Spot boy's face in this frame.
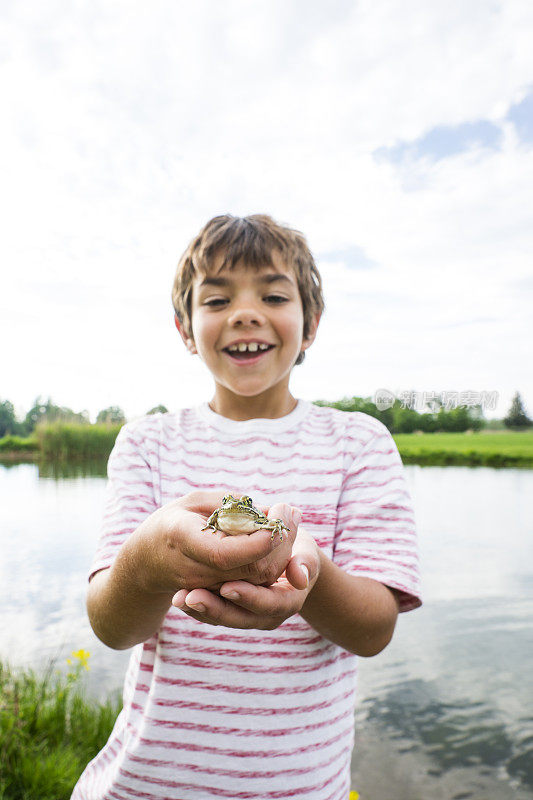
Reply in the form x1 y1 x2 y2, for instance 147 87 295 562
181 250 319 417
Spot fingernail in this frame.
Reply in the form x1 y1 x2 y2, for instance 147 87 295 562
292 508 302 527
300 565 309 586
220 589 240 600
186 601 206 613
172 590 186 609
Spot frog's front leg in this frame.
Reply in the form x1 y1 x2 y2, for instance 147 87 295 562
201 510 219 533
264 519 290 542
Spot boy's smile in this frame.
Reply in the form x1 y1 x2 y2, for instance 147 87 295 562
182 251 319 420
222 338 275 364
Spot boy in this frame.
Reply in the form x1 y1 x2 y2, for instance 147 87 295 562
72 214 421 800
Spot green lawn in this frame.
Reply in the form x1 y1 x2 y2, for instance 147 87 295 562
393 430 533 467
1 427 532 468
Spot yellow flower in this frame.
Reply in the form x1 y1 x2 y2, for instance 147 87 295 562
349 792 359 800
66 649 91 670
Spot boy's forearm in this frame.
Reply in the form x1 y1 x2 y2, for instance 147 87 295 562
299 550 399 657
87 535 174 651
86 491 292 650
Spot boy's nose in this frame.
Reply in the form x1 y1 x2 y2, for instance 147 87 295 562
227 304 266 327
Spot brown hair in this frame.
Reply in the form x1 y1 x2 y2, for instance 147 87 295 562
171 214 324 365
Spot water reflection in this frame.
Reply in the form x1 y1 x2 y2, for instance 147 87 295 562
0 457 108 478
36 458 108 479
368 686 515 768
353 593 533 798
354 682 533 797
1 462 532 797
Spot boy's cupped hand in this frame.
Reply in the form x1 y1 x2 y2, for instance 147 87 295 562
171 502 321 630
130 490 296 597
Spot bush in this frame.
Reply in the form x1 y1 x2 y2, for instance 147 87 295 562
0 435 38 453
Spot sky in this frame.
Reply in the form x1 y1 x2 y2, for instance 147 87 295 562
2 0 532 422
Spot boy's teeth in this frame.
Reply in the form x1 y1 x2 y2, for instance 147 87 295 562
228 342 270 353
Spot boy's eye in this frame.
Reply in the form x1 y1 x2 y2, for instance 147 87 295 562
202 294 289 307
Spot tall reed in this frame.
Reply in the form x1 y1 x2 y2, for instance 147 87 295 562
35 422 122 461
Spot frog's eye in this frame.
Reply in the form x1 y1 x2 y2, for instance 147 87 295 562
240 496 253 506
222 494 234 505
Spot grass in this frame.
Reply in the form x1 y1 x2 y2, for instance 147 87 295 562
0 656 121 799
393 430 533 467
0 656 362 799
1 424 532 468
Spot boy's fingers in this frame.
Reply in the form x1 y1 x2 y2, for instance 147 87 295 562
171 588 188 608
182 521 279 571
176 588 271 629
291 507 303 528
177 492 292 571
285 560 311 590
219 579 300 617
267 503 301 544
215 528 283 571
177 490 240 516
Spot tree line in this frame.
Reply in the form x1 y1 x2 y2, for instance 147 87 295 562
0 393 530 439
0 398 168 438
316 391 532 433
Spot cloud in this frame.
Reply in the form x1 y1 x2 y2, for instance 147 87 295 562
374 83 533 166
1 0 533 420
318 245 378 270
506 85 533 143
374 120 503 164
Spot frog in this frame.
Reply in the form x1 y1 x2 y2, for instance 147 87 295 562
201 494 289 541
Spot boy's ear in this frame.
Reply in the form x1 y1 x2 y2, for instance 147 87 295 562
302 312 321 352
174 314 197 354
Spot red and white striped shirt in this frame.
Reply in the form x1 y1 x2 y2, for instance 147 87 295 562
72 400 421 800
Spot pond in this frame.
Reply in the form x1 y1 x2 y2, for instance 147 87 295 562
1 462 532 799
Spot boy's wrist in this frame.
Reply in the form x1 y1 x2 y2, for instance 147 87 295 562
114 513 178 597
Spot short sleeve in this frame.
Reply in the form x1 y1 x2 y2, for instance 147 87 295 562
333 420 422 612
89 422 158 580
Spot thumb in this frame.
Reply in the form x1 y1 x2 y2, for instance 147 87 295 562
285 525 320 590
